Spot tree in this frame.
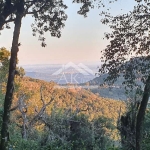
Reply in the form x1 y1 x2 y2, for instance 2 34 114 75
0 1 68 149
99 1 150 149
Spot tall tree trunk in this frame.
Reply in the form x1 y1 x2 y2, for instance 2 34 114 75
0 1 24 149
136 75 150 150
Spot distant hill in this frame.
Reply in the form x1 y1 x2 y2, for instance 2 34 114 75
82 56 147 100
24 63 97 84
86 74 125 86
79 73 126 100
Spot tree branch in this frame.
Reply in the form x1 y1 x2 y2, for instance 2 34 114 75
0 0 16 30
26 0 48 15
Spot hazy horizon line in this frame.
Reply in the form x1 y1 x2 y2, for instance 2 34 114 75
18 61 102 67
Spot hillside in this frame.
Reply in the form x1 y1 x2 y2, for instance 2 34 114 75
0 75 128 149
80 74 126 100
0 76 127 149
11 77 125 122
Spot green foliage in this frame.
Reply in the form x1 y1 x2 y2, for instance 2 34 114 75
107 147 120 150
0 47 24 84
9 138 39 150
44 141 71 150
142 109 150 150
0 96 3 139
0 47 10 141
9 103 118 150
0 47 10 64
0 47 10 83
30 109 116 150
6 123 39 150
16 67 25 77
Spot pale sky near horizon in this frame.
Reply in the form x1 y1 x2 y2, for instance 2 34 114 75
0 0 136 66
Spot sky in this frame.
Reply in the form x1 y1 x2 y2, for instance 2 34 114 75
0 0 137 65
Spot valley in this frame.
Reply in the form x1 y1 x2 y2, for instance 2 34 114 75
23 63 127 100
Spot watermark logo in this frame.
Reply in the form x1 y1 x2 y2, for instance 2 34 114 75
52 62 95 84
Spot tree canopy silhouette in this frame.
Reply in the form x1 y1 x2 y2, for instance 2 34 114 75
0 0 69 149
99 1 150 149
